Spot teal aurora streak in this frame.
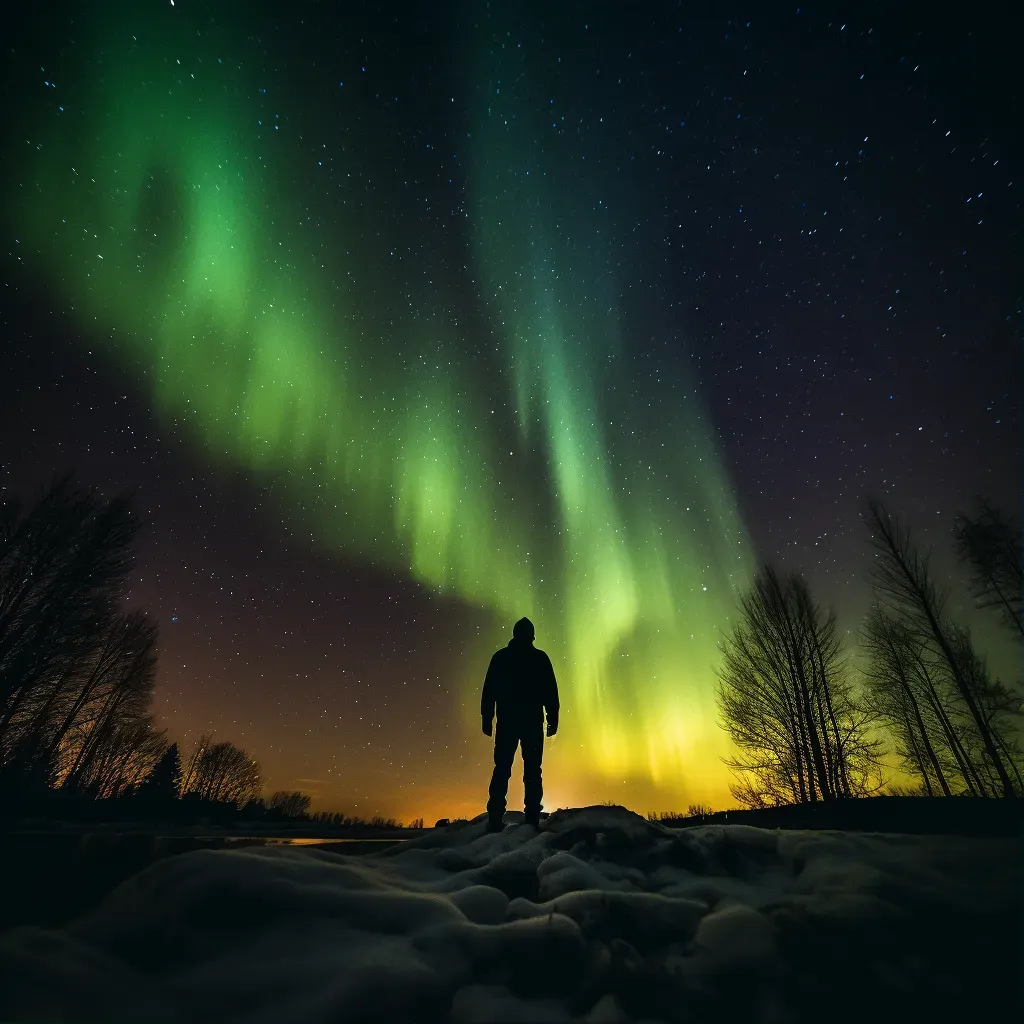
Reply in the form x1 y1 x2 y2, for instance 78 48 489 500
8 5 753 799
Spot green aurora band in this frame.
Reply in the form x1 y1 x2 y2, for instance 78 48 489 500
7 5 753 803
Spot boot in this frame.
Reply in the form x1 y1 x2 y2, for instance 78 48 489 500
523 811 540 828
485 816 505 833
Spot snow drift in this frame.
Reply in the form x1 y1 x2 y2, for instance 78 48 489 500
0 806 1018 1023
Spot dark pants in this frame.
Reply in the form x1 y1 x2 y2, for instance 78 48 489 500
487 717 544 821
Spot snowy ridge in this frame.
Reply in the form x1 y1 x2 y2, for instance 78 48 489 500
0 806 1017 1023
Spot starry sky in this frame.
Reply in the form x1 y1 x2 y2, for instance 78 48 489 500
1 1 1019 823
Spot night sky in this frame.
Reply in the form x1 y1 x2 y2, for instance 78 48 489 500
1 1 1019 823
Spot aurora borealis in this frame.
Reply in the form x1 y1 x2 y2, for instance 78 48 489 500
2 2 1018 821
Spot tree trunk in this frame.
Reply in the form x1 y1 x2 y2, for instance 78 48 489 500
902 554 1015 796
902 708 933 795
913 652 986 796
892 658 951 796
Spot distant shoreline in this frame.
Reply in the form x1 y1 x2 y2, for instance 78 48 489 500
651 794 1023 838
7 793 1023 842
6 821 429 841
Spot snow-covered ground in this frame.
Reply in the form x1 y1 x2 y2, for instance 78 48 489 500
1 805 1018 1023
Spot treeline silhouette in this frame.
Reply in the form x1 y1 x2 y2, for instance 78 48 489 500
310 811 407 830
0 478 429 830
1 478 282 825
1 477 157 804
646 794 1020 838
716 496 1022 807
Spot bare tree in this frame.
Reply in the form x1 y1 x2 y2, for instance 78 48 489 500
865 498 1018 798
953 500 1023 637
81 718 168 798
311 810 365 827
863 607 957 795
0 478 156 799
180 732 213 796
182 737 261 805
57 612 160 792
267 790 312 817
0 477 139 760
717 566 882 808
945 623 1024 795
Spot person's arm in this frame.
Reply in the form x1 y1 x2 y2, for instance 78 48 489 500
481 654 497 736
543 653 559 736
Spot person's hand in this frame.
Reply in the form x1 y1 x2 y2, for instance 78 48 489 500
546 722 557 737
482 718 493 737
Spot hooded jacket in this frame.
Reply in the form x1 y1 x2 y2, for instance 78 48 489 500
481 636 559 730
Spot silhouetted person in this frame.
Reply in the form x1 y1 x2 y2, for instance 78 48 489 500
481 617 559 831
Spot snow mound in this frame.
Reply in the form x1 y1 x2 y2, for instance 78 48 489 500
0 805 1018 1023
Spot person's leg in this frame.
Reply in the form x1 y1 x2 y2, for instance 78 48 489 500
521 720 544 825
486 720 519 827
